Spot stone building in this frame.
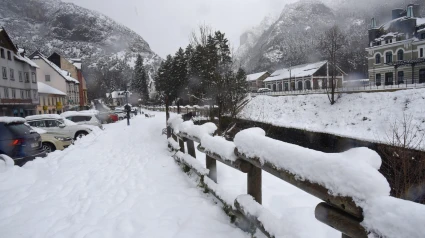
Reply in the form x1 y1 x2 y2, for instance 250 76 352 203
366 4 425 86
0 27 39 116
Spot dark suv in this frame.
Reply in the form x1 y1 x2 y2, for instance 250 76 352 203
0 118 46 166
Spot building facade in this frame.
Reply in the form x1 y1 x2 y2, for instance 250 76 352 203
36 82 66 114
246 71 271 92
366 4 425 86
29 51 80 111
264 61 344 92
48 53 88 109
0 28 39 116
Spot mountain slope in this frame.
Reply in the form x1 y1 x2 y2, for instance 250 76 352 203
0 0 162 84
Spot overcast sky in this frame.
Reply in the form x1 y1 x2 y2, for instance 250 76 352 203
63 0 295 58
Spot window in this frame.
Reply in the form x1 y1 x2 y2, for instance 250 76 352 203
375 54 381 64
33 90 37 100
397 50 403 61
4 88 9 98
284 83 289 91
2 67 7 79
26 90 30 99
24 72 29 82
272 84 276 91
11 89 16 99
421 33 425 39
297 81 303 90
28 120 46 128
420 48 424 58
45 75 50 82
31 72 36 83
43 96 46 106
7 51 11 60
0 48 4 58
305 80 312 90
10 69 14 80
20 90 24 99
398 71 404 84
376 74 381 86
385 52 393 63
18 71 23 82
45 120 59 128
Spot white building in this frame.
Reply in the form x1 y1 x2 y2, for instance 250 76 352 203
29 51 80 111
0 27 39 116
106 91 132 106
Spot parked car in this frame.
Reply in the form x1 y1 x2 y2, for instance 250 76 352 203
62 113 103 129
257 88 272 93
0 117 46 166
25 114 93 140
31 127 73 153
114 109 126 120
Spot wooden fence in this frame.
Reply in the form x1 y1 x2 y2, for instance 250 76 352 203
166 126 369 238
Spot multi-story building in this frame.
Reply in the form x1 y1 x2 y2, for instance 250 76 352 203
48 53 88 109
36 82 66 115
0 27 39 116
246 71 270 92
29 51 80 111
106 91 132 107
366 4 425 86
264 61 345 91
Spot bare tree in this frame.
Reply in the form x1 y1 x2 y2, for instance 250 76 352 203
320 25 346 105
379 113 425 202
189 23 212 47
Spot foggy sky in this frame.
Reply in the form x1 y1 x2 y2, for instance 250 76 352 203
63 0 295 58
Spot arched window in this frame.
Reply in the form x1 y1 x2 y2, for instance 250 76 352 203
297 81 303 90
278 83 283 91
375 54 381 64
284 83 289 91
272 84 276 92
305 80 311 90
386 52 393 63
397 50 404 61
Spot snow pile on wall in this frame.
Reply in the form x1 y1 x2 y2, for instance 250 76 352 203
234 128 390 201
239 89 425 148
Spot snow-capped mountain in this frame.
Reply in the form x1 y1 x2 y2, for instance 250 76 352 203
0 0 162 78
236 0 419 76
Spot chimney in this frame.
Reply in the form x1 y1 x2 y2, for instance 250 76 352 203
412 4 421 18
407 5 414 18
371 18 377 28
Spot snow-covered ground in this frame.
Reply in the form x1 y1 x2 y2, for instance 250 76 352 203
0 113 248 238
240 88 425 149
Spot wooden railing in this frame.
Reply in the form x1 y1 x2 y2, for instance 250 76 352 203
164 115 424 238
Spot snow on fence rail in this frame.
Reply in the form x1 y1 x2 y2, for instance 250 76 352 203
165 115 425 238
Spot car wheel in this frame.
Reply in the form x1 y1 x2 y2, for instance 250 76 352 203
75 132 88 140
42 142 56 153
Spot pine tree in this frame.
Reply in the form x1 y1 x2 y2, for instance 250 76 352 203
132 55 149 103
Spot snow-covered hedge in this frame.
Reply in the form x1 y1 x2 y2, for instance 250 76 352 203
234 128 390 201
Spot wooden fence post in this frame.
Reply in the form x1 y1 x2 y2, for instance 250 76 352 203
179 138 185 153
248 166 262 204
187 139 196 158
206 155 217 183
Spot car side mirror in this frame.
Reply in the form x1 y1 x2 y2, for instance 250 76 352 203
59 124 66 128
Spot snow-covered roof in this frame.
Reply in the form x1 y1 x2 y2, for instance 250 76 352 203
264 61 328 82
37 82 66 96
14 53 39 68
32 52 79 84
0 117 26 124
25 114 62 121
382 17 425 30
246 72 268 82
108 91 132 99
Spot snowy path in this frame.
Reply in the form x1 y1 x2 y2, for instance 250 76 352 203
0 113 248 238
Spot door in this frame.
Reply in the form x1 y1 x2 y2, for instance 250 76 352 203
45 119 61 134
385 72 393 85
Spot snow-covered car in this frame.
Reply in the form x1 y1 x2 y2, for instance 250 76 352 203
257 88 272 93
25 114 93 140
61 111 103 129
31 127 73 153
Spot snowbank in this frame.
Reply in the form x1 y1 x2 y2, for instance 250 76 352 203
234 128 390 201
167 115 184 132
239 89 425 149
0 117 26 124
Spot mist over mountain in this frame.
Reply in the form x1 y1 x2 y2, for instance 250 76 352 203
0 0 162 81
236 0 423 78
